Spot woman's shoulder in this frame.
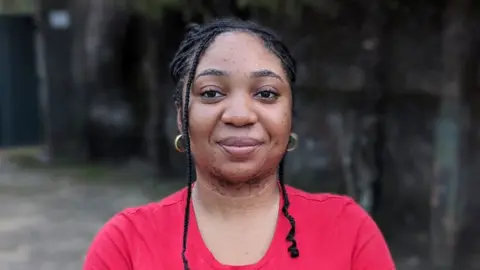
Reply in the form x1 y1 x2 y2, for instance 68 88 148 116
123 187 187 212
285 185 371 224
285 185 357 207
111 187 188 227
90 187 188 245
286 187 395 268
83 188 188 269
285 185 394 268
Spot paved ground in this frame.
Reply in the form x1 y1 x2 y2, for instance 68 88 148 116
0 148 181 270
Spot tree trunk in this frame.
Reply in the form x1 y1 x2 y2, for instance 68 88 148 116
142 19 180 177
69 0 91 161
144 21 165 175
78 0 137 161
33 0 51 162
351 1 392 213
430 0 473 268
36 0 87 162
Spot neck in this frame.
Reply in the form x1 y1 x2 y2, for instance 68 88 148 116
192 172 280 219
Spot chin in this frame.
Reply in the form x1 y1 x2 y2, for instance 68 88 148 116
213 163 267 183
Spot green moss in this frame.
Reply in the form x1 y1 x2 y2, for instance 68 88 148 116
0 0 34 14
3 147 43 167
4 147 112 182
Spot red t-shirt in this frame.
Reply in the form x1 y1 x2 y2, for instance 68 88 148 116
83 185 395 269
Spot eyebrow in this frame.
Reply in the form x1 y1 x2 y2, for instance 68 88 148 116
196 68 228 78
195 68 283 81
250 69 283 81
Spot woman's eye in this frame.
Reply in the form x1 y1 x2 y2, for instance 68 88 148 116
255 90 279 100
201 90 224 99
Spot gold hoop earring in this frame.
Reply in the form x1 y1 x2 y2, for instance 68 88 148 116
174 134 185 153
287 132 298 152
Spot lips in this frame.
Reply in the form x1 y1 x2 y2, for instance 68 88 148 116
217 136 263 157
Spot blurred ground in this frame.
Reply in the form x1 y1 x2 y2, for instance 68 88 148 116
0 147 182 270
0 147 469 270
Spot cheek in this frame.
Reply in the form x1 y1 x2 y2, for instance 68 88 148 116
263 108 292 141
187 104 217 149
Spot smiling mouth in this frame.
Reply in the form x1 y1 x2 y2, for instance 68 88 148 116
219 145 261 156
217 137 263 157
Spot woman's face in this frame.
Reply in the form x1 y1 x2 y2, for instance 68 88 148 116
179 32 292 183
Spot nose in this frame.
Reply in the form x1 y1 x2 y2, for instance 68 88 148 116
221 93 257 127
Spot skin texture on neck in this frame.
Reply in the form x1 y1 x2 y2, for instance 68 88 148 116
192 169 281 265
192 169 280 220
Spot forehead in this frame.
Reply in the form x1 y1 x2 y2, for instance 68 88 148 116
196 31 284 76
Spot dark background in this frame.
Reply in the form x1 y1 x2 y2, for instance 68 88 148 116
0 0 479 269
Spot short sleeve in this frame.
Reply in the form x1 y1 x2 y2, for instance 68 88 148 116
350 205 396 270
83 212 134 270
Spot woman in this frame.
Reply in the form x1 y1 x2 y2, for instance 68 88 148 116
83 17 395 270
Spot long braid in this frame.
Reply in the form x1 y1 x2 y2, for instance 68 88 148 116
169 17 299 269
278 156 299 257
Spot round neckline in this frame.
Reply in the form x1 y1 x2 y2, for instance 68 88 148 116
187 189 287 269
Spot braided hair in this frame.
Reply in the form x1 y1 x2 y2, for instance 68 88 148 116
169 17 298 270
